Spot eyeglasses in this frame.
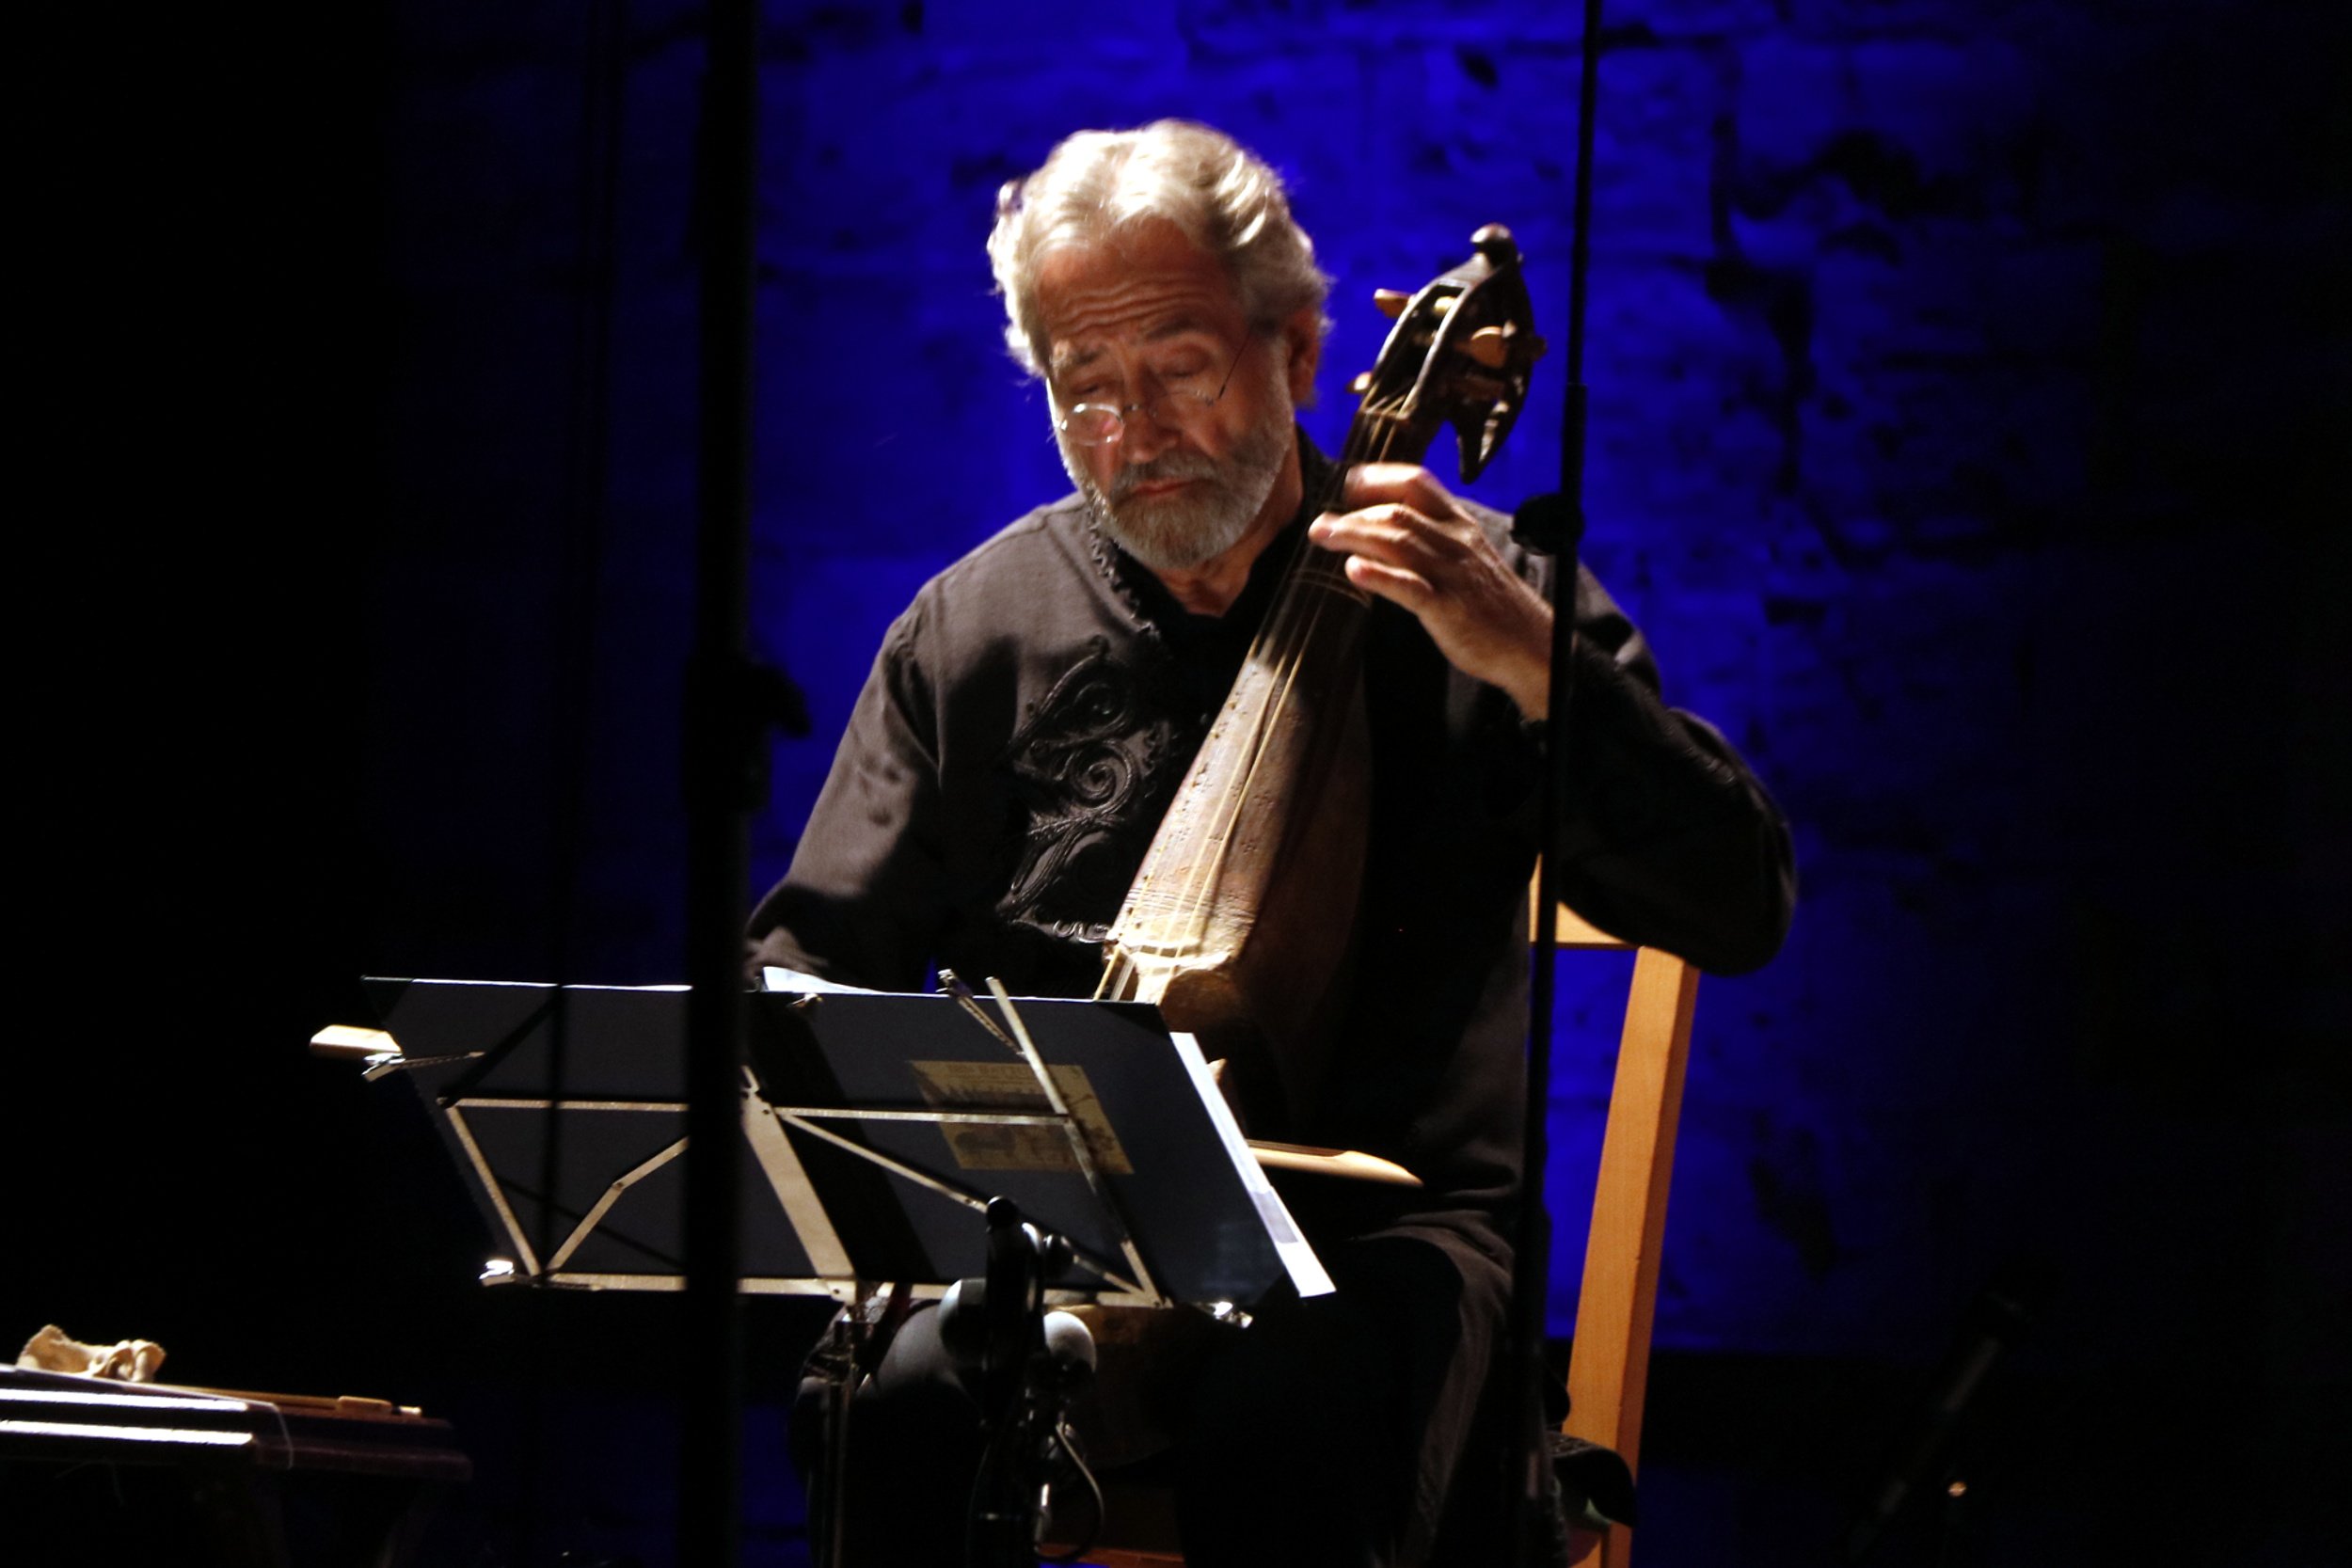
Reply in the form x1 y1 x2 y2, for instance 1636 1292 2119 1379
1053 338 1250 448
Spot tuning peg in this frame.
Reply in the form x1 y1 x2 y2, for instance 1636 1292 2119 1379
1470 224 1521 267
1373 289 1410 318
1463 325 1512 369
1347 371 1375 395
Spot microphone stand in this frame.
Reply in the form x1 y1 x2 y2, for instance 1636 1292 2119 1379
957 1199 1093 1568
680 4 809 1565
1511 0 1608 1558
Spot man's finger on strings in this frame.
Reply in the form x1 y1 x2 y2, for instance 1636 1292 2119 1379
1309 505 1450 570
1339 553 1436 610
1340 461 1454 517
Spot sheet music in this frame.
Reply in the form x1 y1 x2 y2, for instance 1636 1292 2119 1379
762 964 880 996
1167 1031 1334 1300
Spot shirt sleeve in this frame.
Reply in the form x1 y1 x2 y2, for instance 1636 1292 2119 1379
745 594 950 991
1540 562 1797 976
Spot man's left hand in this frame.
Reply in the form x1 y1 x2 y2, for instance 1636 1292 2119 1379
1309 463 1553 720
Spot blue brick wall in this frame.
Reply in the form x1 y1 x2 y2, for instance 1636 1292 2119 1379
330 0 2345 1556
361 0 2345 1354
19 0 2341 1561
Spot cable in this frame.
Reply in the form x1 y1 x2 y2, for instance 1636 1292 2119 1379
1036 1418 1106 1564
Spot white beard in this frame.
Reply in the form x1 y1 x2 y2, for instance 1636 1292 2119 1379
1058 356 1295 576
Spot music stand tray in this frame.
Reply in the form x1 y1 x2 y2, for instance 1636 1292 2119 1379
342 977 1327 1311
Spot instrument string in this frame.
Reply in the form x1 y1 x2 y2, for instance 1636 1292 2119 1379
1110 411 1375 970
1146 408 1384 949
1127 404 1416 975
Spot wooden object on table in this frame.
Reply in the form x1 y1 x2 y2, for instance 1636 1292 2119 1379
0 1366 469 1568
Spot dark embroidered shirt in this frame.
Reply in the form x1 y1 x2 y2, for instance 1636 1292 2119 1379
749 445 1794 1228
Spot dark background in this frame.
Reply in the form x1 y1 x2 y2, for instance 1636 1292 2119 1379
17 2 2346 1563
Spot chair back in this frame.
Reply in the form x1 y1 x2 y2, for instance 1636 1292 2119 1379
1547 898 1701 1568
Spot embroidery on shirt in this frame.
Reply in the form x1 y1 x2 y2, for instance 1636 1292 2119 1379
997 638 1187 941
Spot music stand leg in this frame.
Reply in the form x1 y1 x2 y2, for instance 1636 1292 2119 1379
803 1292 868 1568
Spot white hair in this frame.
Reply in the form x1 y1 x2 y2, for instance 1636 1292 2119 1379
987 120 1332 377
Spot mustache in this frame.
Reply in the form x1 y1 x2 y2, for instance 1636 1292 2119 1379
1107 450 1227 503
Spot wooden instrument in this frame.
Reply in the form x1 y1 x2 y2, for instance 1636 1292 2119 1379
1095 225 1546 1133
1 1366 468 1566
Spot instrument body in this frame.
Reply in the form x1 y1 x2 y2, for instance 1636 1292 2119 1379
1097 226 1546 1135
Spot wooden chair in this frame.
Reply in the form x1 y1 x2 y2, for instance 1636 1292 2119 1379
1085 898 1700 1568
1549 902 1700 1568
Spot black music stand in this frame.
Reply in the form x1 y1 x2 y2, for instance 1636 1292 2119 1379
330 974 1327 1563
338 975 1325 1308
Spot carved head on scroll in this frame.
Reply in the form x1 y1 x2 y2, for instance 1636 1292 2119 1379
1345 226 1547 483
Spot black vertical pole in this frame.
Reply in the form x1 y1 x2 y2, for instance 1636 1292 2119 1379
681 0 756 1564
1515 0 1606 1559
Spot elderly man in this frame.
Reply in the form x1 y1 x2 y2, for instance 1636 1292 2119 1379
753 121 1793 1566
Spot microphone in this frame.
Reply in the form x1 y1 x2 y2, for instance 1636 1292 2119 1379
937 1197 1089 1418
1845 1254 2058 1562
